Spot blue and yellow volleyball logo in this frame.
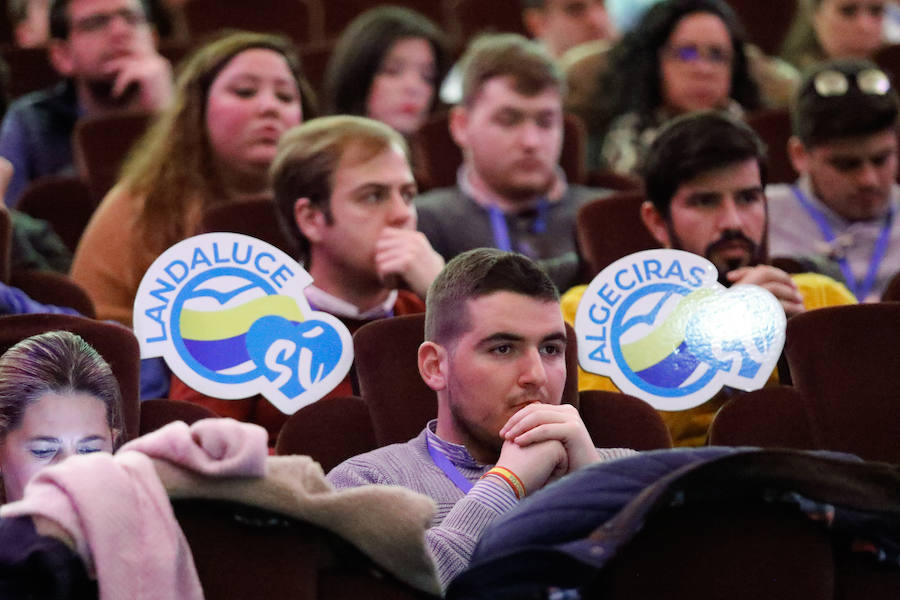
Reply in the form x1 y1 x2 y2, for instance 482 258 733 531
575 250 785 411
133 233 353 414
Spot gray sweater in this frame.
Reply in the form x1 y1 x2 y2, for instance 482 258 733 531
327 421 634 588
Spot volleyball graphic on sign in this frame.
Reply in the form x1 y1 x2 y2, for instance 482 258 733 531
612 283 718 398
171 267 303 384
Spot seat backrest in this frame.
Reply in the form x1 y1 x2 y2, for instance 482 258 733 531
413 112 587 192
575 190 659 279
882 269 900 301
446 0 528 45
72 111 153 203
139 399 220 437
585 168 642 192
784 304 900 462
200 197 300 258
15 175 96 253
183 0 320 46
0 313 141 442
746 107 796 184
173 499 432 600
9 269 97 318
352 314 436 446
1 46 61 98
322 0 447 41
591 502 835 600
354 313 580 447
275 395 377 472
723 0 798 55
578 390 672 450
708 386 817 449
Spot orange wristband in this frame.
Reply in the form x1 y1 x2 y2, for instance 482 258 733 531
481 466 527 499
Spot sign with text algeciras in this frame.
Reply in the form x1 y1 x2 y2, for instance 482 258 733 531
133 232 353 415
574 249 786 411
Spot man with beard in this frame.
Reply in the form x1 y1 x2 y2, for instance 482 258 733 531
415 33 606 291
561 111 855 446
328 248 633 590
767 59 900 302
0 0 172 206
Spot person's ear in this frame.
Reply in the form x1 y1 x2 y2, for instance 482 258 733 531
787 136 809 174
294 197 327 243
448 105 469 150
48 40 74 77
418 341 449 391
640 200 672 247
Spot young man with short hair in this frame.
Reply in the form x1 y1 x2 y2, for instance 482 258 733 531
170 116 444 443
329 248 633 588
767 58 900 301
416 33 606 290
561 111 854 446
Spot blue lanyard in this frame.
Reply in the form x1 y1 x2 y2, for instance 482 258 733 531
427 436 473 494
790 185 894 300
488 199 549 254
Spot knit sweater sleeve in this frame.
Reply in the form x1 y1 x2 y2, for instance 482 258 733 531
425 478 517 588
327 445 518 589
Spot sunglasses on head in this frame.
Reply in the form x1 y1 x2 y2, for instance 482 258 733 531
812 68 892 97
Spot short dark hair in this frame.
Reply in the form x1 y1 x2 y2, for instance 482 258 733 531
600 0 760 122
792 58 900 149
642 110 768 217
323 6 450 119
425 249 559 346
459 33 565 106
271 115 409 264
49 0 153 40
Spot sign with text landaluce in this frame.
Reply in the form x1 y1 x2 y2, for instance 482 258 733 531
134 232 353 415
574 249 786 411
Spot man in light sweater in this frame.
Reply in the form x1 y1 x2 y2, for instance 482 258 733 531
767 58 900 301
327 248 633 588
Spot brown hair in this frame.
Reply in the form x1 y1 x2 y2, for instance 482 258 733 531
0 331 123 446
119 30 314 256
459 33 565 107
424 248 559 347
323 5 450 120
271 115 409 262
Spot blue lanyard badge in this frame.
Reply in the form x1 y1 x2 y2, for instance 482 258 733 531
427 436 473 494
488 199 549 255
790 186 894 300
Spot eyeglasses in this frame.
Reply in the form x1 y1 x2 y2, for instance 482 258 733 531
662 44 733 66
812 68 892 97
72 8 147 34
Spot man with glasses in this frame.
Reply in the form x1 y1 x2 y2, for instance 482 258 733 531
767 58 900 301
0 0 172 206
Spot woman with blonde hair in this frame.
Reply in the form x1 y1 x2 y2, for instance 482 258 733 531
782 0 886 70
71 30 311 326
